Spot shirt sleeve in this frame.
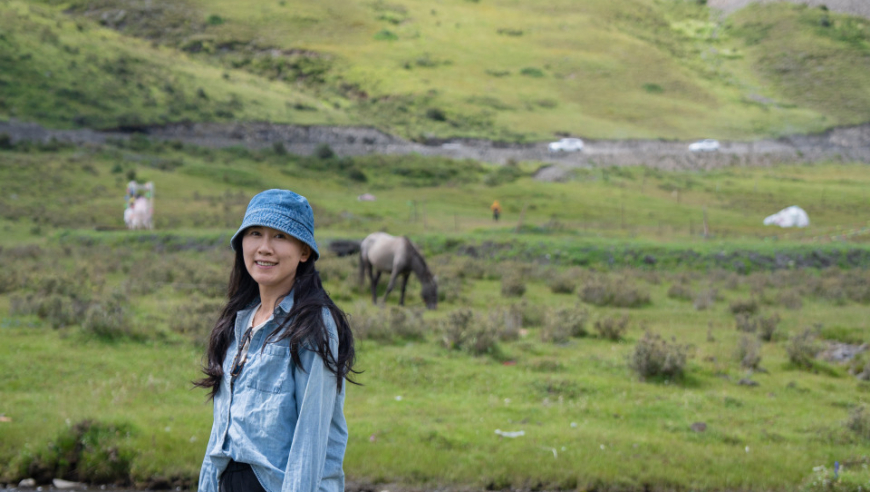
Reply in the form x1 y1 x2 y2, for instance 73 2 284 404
281 309 342 492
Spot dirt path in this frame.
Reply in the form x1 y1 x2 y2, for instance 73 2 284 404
2 119 869 179
709 0 870 18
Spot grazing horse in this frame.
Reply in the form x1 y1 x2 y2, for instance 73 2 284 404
359 232 438 309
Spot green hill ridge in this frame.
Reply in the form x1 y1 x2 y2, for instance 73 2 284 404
1 0 869 141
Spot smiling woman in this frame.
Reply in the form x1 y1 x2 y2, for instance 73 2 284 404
193 189 358 492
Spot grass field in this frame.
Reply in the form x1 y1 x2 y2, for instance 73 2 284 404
2 0 869 140
1 142 870 491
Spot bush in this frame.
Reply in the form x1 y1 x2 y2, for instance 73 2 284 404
349 306 427 342
629 331 690 381
169 296 223 345
485 306 523 342
435 274 463 304
787 327 823 369
757 313 782 342
579 276 650 308
729 298 758 315
81 291 132 339
500 272 526 297
594 314 629 341
846 405 870 440
516 299 545 327
440 309 498 355
736 335 762 369
16 420 135 485
520 67 544 77
425 108 447 121
667 283 693 301
734 313 757 333
541 306 589 343
548 271 577 294
777 289 803 310
10 270 96 328
386 306 427 340
314 143 335 159
693 288 718 310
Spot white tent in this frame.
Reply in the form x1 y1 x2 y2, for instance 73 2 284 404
763 205 810 228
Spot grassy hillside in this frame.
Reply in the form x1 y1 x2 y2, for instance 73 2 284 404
2 0 869 140
1 143 870 490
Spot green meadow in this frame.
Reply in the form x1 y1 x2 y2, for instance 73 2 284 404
3 0 870 139
3 0 870 489
1 142 870 491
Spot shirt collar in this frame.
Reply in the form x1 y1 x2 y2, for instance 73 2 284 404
276 290 295 314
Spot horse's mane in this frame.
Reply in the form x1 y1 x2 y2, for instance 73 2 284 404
402 236 432 278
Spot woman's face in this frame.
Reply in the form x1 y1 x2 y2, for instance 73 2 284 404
242 226 311 294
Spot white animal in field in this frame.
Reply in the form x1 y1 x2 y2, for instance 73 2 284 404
359 232 437 309
763 206 810 228
126 196 153 230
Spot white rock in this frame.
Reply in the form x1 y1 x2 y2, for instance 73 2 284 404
18 478 36 488
53 478 85 489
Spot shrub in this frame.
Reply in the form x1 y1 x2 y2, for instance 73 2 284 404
541 306 589 343
425 108 447 121
16 420 134 484
693 288 718 310
757 313 781 342
729 298 758 315
736 335 762 369
0 133 12 150
81 291 131 339
629 331 689 380
579 276 650 308
485 306 523 342
667 283 693 301
440 309 498 355
169 296 223 345
373 29 398 40
516 299 545 327
734 313 757 333
450 256 489 280
520 67 544 77
350 306 427 342
11 290 90 329
853 357 870 381
314 143 335 159
386 307 427 340
435 274 463 304
500 272 526 297
547 272 576 294
786 327 823 369
846 405 870 440
348 306 386 341
594 314 629 341
777 289 803 310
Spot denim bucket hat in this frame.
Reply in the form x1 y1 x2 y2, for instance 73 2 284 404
230 189 320 260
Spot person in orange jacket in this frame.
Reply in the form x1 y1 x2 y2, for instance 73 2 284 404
490 200 502 221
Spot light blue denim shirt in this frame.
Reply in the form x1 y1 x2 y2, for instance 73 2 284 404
198 295 347 492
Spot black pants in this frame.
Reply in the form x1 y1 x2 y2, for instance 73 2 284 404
220 460 267 492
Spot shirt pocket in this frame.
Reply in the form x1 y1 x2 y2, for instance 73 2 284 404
246 343 293 394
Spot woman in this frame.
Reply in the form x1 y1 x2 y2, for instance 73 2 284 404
195 189 356 492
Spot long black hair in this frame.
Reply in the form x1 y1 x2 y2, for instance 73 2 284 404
194 247 357 400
